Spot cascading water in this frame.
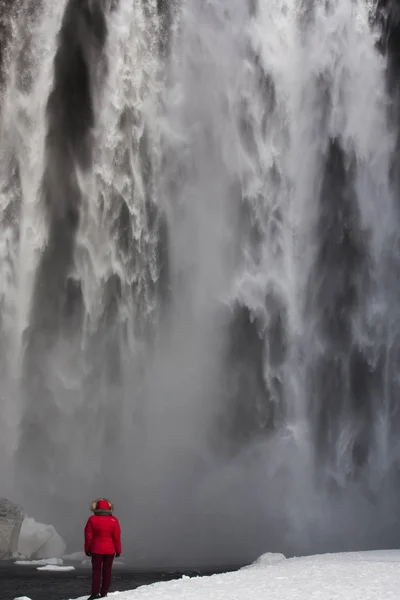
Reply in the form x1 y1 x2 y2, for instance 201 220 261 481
1 0 400 567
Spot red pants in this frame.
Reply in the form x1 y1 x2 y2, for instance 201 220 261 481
91 553 114 596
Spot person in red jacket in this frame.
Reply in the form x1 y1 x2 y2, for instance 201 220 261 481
84 498 122 599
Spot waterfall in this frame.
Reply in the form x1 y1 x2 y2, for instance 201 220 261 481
0 0 400 566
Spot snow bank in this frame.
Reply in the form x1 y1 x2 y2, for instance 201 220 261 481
17 517 66 559
66 550 400 600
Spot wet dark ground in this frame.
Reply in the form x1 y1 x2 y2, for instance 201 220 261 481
1 562 233 600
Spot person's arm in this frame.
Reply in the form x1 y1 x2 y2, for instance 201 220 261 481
112 518 122 555
84 518 93 555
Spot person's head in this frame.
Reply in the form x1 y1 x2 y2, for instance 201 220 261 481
90 498 114 515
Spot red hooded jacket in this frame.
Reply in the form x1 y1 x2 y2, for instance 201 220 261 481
84 500 122 555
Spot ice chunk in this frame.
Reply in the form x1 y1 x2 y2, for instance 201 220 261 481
17 517 66 559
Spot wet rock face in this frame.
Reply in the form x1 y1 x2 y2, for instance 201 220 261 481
0 498 24 558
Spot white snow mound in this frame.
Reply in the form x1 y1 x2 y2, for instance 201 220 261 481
17 517 66 559
241 552 286 569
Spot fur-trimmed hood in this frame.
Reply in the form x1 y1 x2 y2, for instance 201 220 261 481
90 498 114 516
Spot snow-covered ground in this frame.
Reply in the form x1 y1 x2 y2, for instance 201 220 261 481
60 550 400 600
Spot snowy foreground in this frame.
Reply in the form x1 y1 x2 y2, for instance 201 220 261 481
15 549 400 600
58 550 400 600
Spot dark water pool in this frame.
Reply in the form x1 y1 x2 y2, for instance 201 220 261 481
1 563 226 600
